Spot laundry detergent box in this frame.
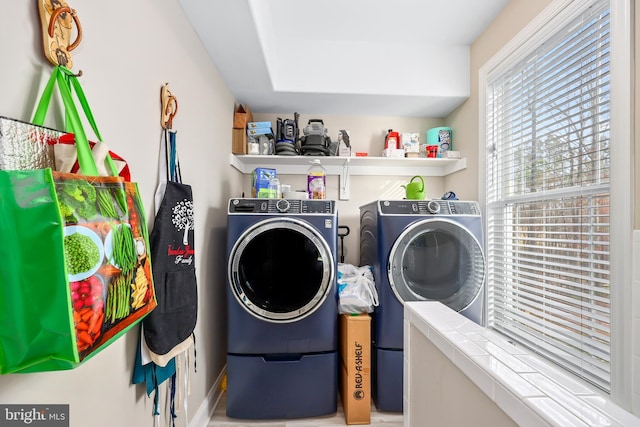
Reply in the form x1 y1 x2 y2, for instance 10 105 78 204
251 167 276 198
339 313 371 425
247 121 272 130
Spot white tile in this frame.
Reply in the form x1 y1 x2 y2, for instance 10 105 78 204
580 395 640 427
485 360 544 398
475 340 536 373
469 354 542 398
456 336 490 357
525 397 591 427
521 373 619 426
441 329 488 357
462 331 490 342
427 329 455 359
453 351 495 397
488 336 530 355
424 315 463 332
495 383 551 427
516 355 595 395
410 315 432 340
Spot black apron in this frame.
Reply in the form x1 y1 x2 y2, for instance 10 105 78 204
143 130 198 356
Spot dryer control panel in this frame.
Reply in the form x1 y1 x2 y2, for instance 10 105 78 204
378 200 480 216
229 198 335 214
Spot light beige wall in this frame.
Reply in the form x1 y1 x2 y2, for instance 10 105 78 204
445 0 554 201
250 113 445 265
0 1 238 426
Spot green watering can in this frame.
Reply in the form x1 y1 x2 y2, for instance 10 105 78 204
402 175 425 200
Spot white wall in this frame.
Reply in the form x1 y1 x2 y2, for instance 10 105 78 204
0 1 238 426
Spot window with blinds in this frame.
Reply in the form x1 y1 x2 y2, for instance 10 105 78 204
485 0 611 391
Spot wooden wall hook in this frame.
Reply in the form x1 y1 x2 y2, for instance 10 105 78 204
161 83 178 129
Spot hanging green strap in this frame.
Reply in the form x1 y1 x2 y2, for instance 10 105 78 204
32 67 119 177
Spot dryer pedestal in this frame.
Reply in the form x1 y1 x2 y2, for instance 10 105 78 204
226 352 338 419
372 346 403 412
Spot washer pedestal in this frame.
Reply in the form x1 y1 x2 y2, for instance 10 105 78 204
226 352 338 419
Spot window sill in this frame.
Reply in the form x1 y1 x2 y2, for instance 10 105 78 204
404 301 640 427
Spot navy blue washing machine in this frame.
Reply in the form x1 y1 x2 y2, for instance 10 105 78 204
360 200 486 412
226 198 338 419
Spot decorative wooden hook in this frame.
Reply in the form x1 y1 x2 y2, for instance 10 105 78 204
161 83 178 129
38 0 83 69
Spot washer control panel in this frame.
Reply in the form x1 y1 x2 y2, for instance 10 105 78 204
378 200 480 216
229 198 335 214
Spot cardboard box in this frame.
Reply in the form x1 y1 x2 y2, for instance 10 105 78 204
251 168 276 198
232 128 247 154
340 314 371 425
233 104 253 129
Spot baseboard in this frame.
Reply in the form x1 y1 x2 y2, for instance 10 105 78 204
189 365 226 427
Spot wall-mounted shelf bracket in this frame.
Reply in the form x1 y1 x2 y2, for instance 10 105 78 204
340 158 350 200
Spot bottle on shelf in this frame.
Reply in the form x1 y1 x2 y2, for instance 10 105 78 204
268 176 281 198
307 159 326 200
385 129 399 150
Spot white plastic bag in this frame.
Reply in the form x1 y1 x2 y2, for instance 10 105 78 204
337 264 379 314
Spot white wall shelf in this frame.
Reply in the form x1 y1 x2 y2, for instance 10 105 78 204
230 155 467 177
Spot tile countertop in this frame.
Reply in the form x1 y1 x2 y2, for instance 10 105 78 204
404 301 640 427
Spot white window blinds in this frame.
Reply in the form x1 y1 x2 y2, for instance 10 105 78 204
486 0 611 391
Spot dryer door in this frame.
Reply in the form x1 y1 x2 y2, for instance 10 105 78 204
228 217 334 322
388 218 485 313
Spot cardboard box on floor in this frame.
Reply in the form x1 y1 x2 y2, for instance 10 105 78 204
340 313 371 425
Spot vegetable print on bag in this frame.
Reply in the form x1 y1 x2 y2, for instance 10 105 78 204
55 172 156 358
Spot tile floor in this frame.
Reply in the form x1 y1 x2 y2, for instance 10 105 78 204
208 393 404 427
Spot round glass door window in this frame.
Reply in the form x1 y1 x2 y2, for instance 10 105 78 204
228 217 334 322
388 218 485 312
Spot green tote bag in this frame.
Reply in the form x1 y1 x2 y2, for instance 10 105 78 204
0 66 156 374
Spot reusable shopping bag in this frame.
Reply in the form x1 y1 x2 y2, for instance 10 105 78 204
0 66 156 374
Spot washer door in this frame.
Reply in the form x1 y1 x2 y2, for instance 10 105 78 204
229 217 334 322
388 218 485 312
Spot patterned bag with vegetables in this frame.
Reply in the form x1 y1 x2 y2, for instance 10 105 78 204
0 66 156 374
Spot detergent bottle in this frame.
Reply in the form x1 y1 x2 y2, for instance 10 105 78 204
385 129 399 150
307 159 326 199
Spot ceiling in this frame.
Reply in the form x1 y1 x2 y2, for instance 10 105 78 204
177 0 510 117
